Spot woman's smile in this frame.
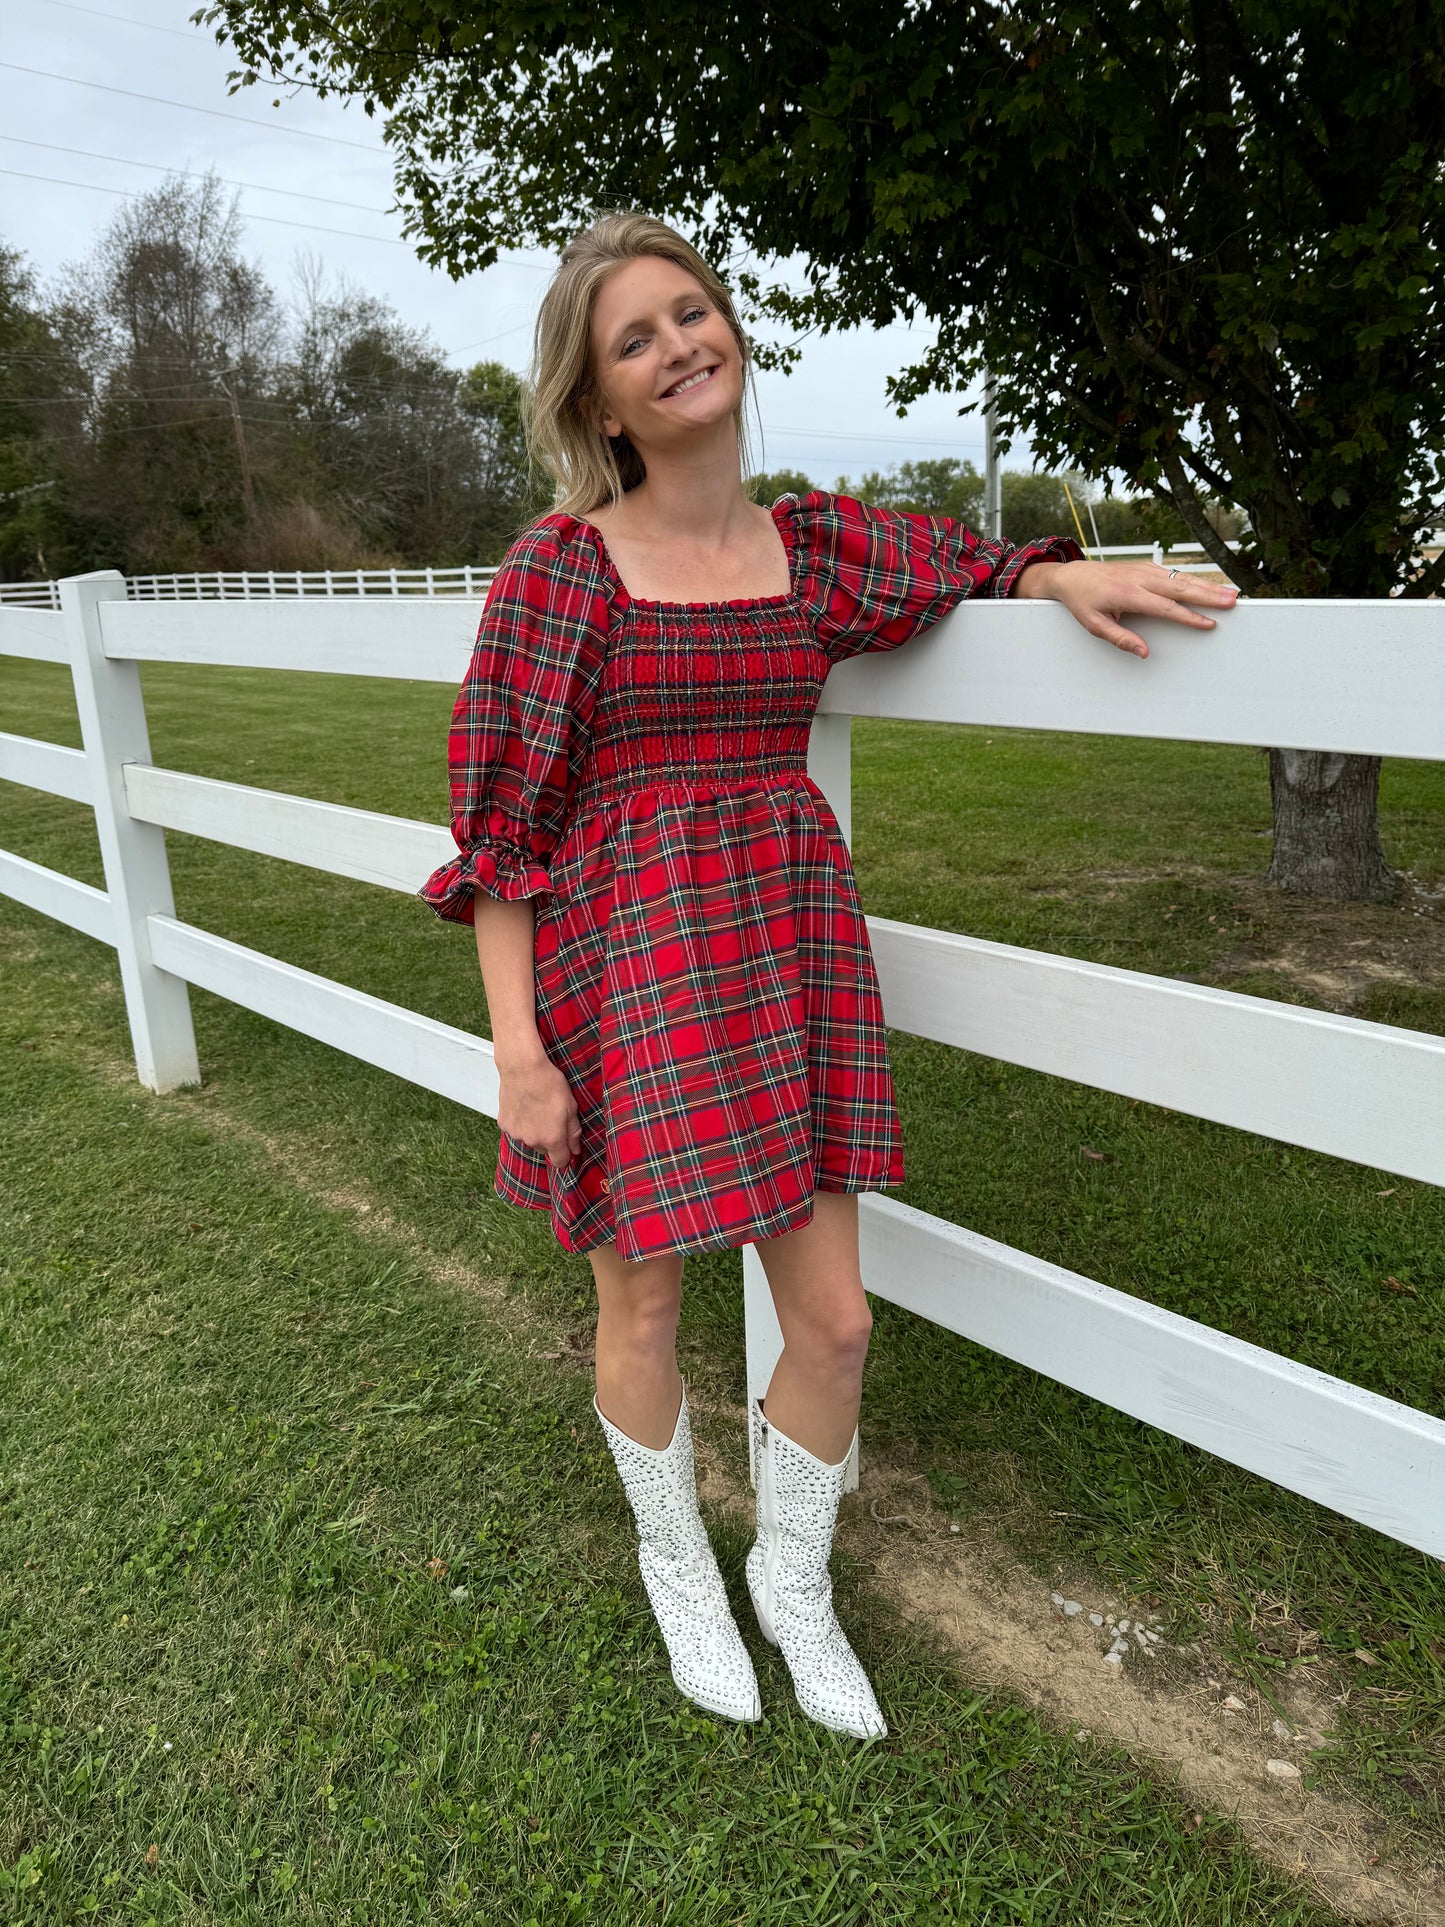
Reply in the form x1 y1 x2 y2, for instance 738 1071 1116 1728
660 364 720 399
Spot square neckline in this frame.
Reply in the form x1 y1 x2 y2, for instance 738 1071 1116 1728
570 495 801 614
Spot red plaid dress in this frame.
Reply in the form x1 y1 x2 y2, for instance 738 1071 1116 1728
420 490 1082 1260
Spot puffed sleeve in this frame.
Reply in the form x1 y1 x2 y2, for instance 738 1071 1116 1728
782 489 1086 665
417 519 611 926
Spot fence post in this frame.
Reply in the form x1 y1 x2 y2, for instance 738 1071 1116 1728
742 708 860 1493
61 571 200 1094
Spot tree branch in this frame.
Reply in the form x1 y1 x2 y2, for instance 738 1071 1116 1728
1158 441 1258 585
1172 438 1235 501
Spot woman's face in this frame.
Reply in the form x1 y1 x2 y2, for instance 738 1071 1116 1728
588 254 744 454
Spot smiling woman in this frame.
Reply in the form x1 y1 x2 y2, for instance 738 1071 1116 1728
418 208 1235 1746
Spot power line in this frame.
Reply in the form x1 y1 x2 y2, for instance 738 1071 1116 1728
771 422 990 452
34 0 207 39
0 166 413 247
0 136 395 216
0 62 389 155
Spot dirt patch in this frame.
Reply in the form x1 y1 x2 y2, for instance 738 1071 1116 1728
1209 870 1445 1014
849 1461 1444 1927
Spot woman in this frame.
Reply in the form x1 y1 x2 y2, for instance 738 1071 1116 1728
420 211 1238 1740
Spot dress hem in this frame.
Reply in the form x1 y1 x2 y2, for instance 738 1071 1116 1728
494 1172 905 1260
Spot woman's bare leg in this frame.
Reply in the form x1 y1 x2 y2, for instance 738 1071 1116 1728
587 1240 685 1448
754 1191 873 1464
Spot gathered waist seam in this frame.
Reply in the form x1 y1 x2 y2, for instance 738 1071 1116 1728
570 768 818 820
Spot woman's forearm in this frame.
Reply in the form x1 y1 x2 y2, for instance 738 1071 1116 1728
473 892 547 1069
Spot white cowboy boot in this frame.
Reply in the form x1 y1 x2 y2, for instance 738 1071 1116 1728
745 1397 887 1739
594 1380 762 1723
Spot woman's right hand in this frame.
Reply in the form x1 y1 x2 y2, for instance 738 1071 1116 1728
496 1047 582 1168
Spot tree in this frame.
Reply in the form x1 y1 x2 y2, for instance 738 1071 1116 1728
197 0 1445 899
48 171 281 571
461 356 553 555
746 467 816 504
2 199 545 576
0 246 82 581
834 457 983 522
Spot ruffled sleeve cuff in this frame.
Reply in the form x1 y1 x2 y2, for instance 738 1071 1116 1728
417 842 554 926
985 534 1087 599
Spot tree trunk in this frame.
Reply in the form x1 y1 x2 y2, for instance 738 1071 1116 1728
1265 750 1395 900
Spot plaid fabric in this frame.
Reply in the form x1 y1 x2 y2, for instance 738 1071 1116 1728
419 492 1084 1261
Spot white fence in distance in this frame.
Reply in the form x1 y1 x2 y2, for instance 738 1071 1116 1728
0 541 1238 611
2 571 1442 1557
0 565 504 609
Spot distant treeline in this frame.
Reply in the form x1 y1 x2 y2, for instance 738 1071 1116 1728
1 172 1238 584
0 173 549 583
748 464 1239 552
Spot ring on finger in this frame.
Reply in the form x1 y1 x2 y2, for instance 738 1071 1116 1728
1166 566 1181 579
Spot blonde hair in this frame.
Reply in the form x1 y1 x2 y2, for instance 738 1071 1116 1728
524 209 758 517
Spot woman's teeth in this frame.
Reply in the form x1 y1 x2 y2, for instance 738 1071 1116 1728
664 367 715 397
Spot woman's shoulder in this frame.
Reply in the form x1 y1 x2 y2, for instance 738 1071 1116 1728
771 487 872 525
494 511 607 576
487 513 613 617
772 488 932 579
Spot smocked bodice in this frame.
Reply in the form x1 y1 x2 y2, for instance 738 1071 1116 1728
570 600 827 817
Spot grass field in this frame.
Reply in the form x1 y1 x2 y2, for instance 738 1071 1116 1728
2 649 1442 1921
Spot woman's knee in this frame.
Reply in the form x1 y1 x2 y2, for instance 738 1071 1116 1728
590 1249 682 1348
790 1297 873 1378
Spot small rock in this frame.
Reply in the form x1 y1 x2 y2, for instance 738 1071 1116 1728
949 1522 960 1533
1117 1618 1131 1634
1089 1613 1104 1627
1103 1650 1124 1666
1266 1758 1301 1780
1222 1695 1246 1712
1051 1592 1065 1607
450 1585 469 1601
1105 1597 1118 1608
1061 1599 1083 1616
1271 1718 1292 1741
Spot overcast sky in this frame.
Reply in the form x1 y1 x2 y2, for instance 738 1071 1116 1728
0 0 1043 486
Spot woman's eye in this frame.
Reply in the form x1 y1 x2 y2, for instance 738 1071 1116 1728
620 336 645 357
683 307 706 322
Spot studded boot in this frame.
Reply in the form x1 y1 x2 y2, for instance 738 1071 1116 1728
593 1380 762 1723
745 1397 887 1739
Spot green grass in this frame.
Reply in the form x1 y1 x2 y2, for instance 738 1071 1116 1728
2 650 1443 1916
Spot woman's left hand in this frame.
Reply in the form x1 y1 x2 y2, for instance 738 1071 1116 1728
1014 559 1240 659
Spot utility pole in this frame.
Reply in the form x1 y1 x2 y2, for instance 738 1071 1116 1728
983 361 1002 542
219 376 255 527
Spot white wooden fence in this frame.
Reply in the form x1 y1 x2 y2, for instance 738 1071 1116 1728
2 571 1443 1556
0 565 503 609
0 542 1239 611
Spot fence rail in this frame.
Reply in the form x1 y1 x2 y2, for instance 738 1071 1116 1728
0 566 506 608
0 542 1239 610
2 570 1442 1557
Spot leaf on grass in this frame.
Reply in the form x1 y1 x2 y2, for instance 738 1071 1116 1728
144 1845 159 1871
1352 1648 1380 1665
1081 1146 1114 1162
425 1557 449 1579
1382 1276 1417 1297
